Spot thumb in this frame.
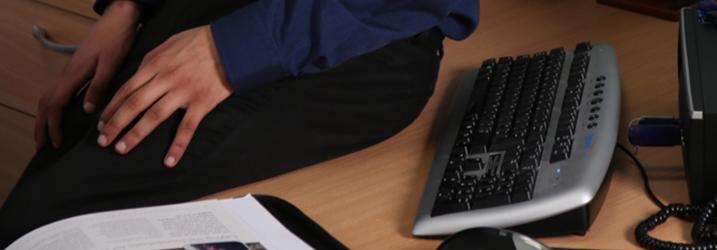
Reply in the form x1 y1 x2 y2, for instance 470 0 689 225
83 58 117 113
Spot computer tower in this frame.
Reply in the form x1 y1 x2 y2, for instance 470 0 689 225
678 7 717 205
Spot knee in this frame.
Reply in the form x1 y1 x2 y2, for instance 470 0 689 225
0 181 67 247
0 206 38 248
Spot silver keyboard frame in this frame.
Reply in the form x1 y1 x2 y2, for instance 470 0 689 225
413 44 620 236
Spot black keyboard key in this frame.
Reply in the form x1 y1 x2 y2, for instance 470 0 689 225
500 161 519 177
490 137 523 152
456 185 475 197
445 162 463 173
470 80 492 113
575 42 592 54
436 190 456 204
514 170 535 184
520 145 542 166
526 132 545 145
550 48 566 57
472 193 511 209
463 158 485 174
443 169 461 180
432 201 471 216
550 146 571 163
469 134 490 154
511 189 532 203
474 183 494 194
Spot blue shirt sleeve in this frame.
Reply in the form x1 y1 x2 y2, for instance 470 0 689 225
94 0 479 93
211 0 479 92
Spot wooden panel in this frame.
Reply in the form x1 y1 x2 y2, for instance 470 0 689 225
0 0 93 116
597 0 694 21
202 0 687 249
36 0 99 20
0 106 35 206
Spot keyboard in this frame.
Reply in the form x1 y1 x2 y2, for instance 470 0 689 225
412 43 620 236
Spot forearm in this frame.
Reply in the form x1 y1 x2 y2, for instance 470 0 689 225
94 0 163 22
102 0 142 24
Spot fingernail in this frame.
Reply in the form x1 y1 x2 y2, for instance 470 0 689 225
164 156 176 167
115 141 127 154
83 102 96 113
97 134 108 146
97 121 104 131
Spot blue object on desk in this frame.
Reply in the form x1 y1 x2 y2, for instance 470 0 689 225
627 116 681 147
697 0 717 24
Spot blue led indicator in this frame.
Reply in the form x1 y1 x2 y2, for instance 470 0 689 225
555 168 561 174
583 133 594 149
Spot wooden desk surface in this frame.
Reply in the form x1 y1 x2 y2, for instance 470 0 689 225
206 0 689 249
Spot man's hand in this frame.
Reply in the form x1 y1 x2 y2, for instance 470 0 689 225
35 0 140 149
97 25 233 168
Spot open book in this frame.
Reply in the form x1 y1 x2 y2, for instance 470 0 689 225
7 195 312 250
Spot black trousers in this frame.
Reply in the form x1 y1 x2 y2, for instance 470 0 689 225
0 0 443 246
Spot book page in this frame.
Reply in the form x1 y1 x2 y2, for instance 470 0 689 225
7 195 312 250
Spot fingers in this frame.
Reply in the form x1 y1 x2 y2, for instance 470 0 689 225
83 58 118 113
43 58 96 148
98 79 169 148
88 25 230 168
164 107 205 168
114 94 182 154
34 97 49 150
100 64 158 127
46 101 65 149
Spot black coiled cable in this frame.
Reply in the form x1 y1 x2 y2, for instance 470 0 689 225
617 144 717 250
634 200 717 250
